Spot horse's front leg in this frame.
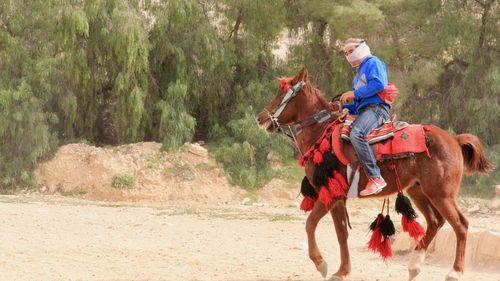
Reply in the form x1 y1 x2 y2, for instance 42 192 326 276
306 200 330 278
329 199 351 280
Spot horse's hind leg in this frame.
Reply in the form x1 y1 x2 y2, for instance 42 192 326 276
426 197 468 280
406 184 445 281
422 187 469 280
306 200 330 278
328 199 351 280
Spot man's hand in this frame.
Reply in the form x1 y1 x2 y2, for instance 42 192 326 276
328 101 341 112
340 91 355 103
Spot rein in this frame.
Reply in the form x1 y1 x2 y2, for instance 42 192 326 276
278 109 334 155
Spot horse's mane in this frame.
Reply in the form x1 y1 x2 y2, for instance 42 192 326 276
309 84 331 110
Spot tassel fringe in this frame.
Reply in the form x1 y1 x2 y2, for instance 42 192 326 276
313 150 323 164
396 192 426 247
402 215 425 245
367 214 385 253
318 186 333 207
379 238 393 261
319 138 331 153
297 121 347 213
395 192 417 219
379 215 396 237
300 196 316 212
368 205 396 261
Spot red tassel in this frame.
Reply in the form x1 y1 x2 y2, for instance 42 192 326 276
318 186 333 207
368 214 385 252
368 228 383 252
401 215 408 232
333 170 348 189
280 79 290 93
379 238 393 261
328 178 346 198
298 152 310 166
300 196 316 212
319 138 331 153
402 215 425 243
313 150 323 164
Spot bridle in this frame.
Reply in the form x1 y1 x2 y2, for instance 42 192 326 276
261 80 306 130
260 80 335 154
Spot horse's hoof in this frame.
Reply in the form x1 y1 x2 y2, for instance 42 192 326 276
445 270 461 281
316 261 328 279
328 274 344 281
408 250 426 281
408 268 420 281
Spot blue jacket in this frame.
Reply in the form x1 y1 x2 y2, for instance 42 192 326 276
343 56 388 115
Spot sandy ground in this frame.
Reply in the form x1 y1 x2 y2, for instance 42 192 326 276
0 195 498 281
19 142 499 280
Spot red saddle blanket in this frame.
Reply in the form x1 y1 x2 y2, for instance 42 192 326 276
332 122 429 166
376 124 429 158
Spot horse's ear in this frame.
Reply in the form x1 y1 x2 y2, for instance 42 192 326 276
293 68 308 84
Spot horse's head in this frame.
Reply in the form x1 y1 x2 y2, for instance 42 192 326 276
256 68 312 132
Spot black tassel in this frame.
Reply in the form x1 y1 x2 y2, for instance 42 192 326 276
322 152 339 173
369 213 384 231
379 215 396 237
312 164 329 188
395 192 418 219
312 152 339 188
300 176 317 198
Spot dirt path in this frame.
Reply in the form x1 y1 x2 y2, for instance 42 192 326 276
0 195 498 281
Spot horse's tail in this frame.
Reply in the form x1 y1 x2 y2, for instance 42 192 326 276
456 134 495 174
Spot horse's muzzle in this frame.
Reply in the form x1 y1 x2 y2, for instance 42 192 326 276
256 111 276 132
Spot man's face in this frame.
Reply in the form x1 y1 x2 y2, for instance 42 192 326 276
343 45 356 57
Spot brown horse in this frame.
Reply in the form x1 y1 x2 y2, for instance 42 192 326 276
256 68 494 281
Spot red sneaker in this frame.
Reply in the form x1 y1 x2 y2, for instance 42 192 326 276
360 177 387 196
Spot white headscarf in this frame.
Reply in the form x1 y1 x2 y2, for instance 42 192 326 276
345 42 371 67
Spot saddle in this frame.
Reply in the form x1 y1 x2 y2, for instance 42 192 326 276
340 114 410 144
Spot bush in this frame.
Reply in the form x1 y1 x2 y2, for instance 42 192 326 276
211 111 294 190
111 174 136 189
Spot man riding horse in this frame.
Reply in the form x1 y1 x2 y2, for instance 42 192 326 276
339 38 391 196
256 35 494 280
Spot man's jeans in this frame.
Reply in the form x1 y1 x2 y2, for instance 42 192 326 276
350 104 390 178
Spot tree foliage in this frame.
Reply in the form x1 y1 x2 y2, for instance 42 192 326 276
0 0 497 190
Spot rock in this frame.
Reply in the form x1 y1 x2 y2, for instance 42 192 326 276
241 197 252 205
492 198 500 209
467 204 481 214
187 143 208 157
495 185 500 197
252 202 265 207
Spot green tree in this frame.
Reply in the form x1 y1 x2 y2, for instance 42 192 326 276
0 83 57 188
209 0 295 189
148 0 231 145
285 0 385 97
56 0 150 144
0 1 60 188
382 0 499 145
